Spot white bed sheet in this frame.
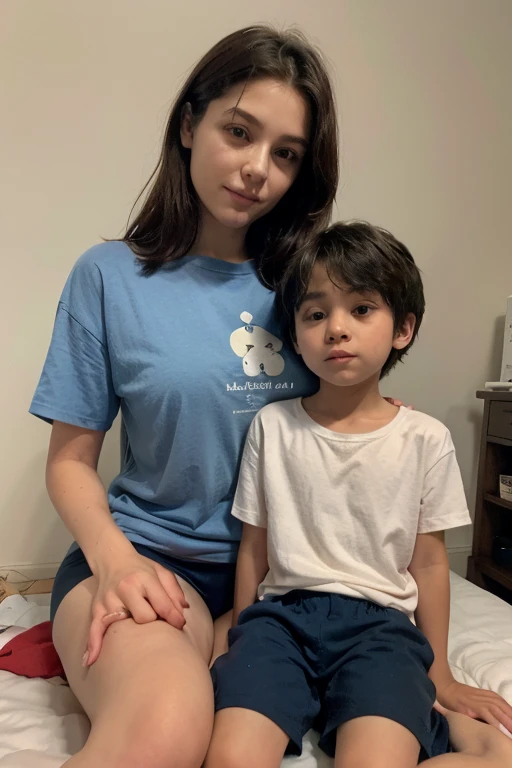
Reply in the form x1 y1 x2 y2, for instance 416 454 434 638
0 572 511 768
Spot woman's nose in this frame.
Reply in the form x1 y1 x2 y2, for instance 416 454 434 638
241 146 269 183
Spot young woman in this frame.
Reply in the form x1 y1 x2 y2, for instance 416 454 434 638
31 25 338 768
30 24 511 768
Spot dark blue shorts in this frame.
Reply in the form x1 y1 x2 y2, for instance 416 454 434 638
50 543 236 622
212 591 450 760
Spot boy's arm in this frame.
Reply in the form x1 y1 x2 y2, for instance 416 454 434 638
232 522 268 627
410 532 512 733
409 531 454 692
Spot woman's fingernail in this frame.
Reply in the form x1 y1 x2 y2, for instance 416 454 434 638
82 650 89 667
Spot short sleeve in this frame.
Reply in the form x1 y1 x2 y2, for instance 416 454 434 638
231 415 268 528
29 251 119 431
418 433 472 534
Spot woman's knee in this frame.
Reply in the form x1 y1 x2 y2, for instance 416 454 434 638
111 706 213 768
53 581 216 767
80 676 214 768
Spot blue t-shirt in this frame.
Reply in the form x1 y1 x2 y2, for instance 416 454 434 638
30 242 317 563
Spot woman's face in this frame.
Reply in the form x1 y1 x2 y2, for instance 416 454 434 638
181 78 310 234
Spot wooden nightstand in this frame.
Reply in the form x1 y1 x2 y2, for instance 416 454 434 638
467 390 512 601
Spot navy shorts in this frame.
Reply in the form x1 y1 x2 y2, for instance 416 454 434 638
50 543 236 622
212 591 450 760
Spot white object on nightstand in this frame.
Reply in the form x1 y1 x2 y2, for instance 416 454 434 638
500 295 512 382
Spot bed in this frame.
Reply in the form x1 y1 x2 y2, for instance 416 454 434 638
0 572 511 768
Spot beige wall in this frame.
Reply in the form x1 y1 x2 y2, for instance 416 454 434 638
2 0 511 575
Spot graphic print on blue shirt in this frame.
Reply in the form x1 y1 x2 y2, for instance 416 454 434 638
227 311 299 416
30 242 318 563
231 311 285 377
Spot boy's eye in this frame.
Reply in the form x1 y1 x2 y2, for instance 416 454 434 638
308 311 325 321
353 305 371 316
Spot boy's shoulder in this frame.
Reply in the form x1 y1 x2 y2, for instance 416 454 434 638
398 408 456 461
400 408 451 439
250 402 456 456
250 397 301 431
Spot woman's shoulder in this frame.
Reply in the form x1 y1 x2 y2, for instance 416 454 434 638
58 241 139 313
64 241 142 300
72 240 136 275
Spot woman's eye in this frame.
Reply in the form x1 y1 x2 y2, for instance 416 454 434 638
354 305 371 316
309 311 325 321
276 148 299 163
229 126 248 140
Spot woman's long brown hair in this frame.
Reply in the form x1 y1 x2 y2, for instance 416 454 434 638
122 25 339 288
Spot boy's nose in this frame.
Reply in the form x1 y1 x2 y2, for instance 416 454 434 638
326 322 351 342
328 331 350 342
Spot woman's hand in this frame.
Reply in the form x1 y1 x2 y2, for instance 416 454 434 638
437 680 512 735
84 551 189 667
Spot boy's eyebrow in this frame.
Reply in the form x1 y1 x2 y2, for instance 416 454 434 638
298 287 381 308
223 107 309 149
298 290 327 306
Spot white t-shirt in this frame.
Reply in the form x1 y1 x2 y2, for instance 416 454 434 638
232 399 471 618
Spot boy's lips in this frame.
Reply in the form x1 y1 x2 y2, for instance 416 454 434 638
326 350 356 361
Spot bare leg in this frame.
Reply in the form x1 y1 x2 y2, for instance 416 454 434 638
423 710 512 768
52 574 215 768
204 708 289 768
209 609 232 667
334 716 420 768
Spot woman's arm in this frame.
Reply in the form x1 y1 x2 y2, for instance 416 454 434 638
46 421 133 571
232 522 268 627
47 421 188 665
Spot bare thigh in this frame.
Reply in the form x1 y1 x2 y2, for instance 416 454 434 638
423 711 512 768
52 574 215 768
204 708 289 768
210 609 232 667
334 716 421 768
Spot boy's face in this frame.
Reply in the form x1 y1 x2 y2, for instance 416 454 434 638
293 262 415 387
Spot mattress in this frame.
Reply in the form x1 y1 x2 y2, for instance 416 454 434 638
0 572 511 768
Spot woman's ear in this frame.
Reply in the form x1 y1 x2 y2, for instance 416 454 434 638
180 103 194 149
393 313 416 350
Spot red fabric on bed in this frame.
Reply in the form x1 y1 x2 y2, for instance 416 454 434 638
0 622 65 679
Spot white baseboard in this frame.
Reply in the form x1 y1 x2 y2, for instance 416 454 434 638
0 562 60 583
447 546 471 578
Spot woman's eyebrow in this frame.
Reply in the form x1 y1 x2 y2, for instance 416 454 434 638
223 107 309 149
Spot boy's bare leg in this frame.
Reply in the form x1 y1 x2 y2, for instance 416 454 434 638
334 716 420 768
204 708 289 768
422 710 512 768
53 574 215 768
209 609 232 667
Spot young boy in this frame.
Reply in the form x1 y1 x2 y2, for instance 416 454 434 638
205 223 512 768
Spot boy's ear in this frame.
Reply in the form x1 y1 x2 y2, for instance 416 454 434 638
293 340 301 355
180 103 194 149
392 313 416 350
